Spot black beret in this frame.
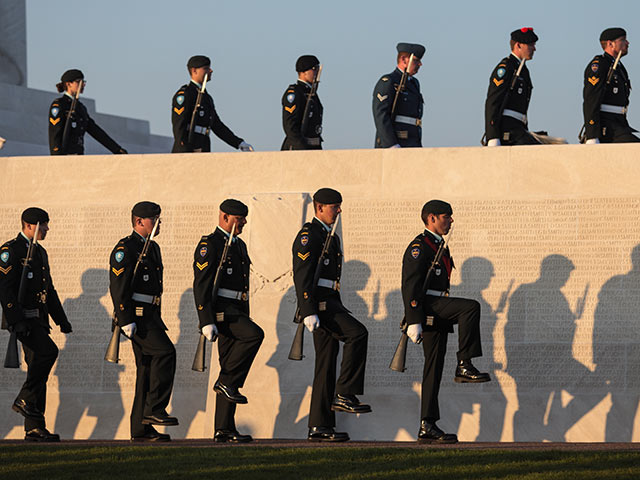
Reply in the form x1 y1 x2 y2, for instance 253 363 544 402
600 28 626 42
21 207 49 224
220 199 248 216
422 200 452 217
296 55 320 72
511 27 538 44
396 43 426 59
132 201 161 218
60 69 84 83
313 188 342 204
187 55 211 69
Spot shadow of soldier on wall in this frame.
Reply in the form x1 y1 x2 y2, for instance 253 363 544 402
505 255 600 441
593 243 640 441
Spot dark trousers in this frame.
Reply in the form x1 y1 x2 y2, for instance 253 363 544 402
309 312 368 428
500 117 541 145
17 325 58 431
130 327 176 437
215 315 264 431
421 296 482 421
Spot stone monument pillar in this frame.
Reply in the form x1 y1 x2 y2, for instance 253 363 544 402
0 0 27 86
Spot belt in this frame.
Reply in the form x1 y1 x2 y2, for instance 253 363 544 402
394 115 422 127
304 137 321 146
318 278 340 291
23 308 40 319
194 125 210 135
600 104 628 115
132 293 161 305
218 288 249 301
502 109 527 123
426 289 448 297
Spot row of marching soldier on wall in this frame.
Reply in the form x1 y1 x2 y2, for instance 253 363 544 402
32 26 637 158
0 193 487 443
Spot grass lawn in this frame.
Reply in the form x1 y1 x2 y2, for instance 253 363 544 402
1 446 638 479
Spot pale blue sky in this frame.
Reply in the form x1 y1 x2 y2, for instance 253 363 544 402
25 0 640 151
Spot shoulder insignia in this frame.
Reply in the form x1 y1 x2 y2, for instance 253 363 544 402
111 267 124 277
588 76 599 86
382 77 389 82
176 95 185 106
498 63 506 67
174 106 184 115
496 67 506 79
284 105 296 113
50 117 61 125
116 246 125 250
410 300 418 308
0 265 12 275
115 251 125 262
0 251 9 263
297 252 310 261
493 78 505 87
286 93 295 103
411 247 421 259
589 120 595 125
377 93 388 102
196 261 208 271
51 107 60 117
199 246 208 257
591 62 599 73
287 89 295 93
300 235 309 246
53 147 59 152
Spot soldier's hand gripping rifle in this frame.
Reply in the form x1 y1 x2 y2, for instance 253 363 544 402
391 54 414 116
390 227 452 372
4 223 40 368
187 74 209 148
300 64 323 139
61 84 81 153
288 213 340 361
192 223 236 372
105 216 160 363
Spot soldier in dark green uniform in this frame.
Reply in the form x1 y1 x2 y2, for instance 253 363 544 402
372 43 425 148
192 199 263 443
401 200 489 443
171 56 253 153
48 69 127 155
281 55 323 150
0 208 72 441
583 28 639 143
292 188 371 442
108 201 178 442
484 28 540 146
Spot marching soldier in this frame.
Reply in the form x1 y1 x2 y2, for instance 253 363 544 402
372 43 425 148
484 28 541 146
48 69 128 155
402 200 490 443
583 28 639 143
192 199 264 443
171 56 254 153
292 188 371 442
0 208 72 441
109 202 178 442
281 55 323 150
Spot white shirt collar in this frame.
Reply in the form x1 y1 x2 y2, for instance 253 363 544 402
425 228 443 242
20 232 31 243
217 226 237 242
314 217 331 232
190 79 203 89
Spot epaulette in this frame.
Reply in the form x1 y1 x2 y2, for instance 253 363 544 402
1 238 16 250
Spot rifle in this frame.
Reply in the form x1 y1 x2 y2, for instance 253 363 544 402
4 222 40 369
300 64 323 140
61 85 81 153
391 54 414 116
482 57 526 145
105 216 160 363
288 213 340 361
390 227 453 372
187 75 209 147
192 223 236 372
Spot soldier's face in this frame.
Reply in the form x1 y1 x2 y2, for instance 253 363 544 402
299 67 317 84
429 213 453 236
515 42 536 60
316 203 341 226
612 36 629 56
135 217 160 237
230 215 247 235
23 222 48 241
66 80 85 95
191 66 212 84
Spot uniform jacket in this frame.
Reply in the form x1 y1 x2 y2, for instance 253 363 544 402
281 80 323 150
292 218 348 319
171 81 243 153
48 94 123 155
372 68 423 148
193 227 251 328
109 231 166 332
0 234 67 330
484 54 533 140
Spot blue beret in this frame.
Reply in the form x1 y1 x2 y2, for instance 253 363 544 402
396 43 426 59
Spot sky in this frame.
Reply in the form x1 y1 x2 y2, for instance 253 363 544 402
25 0 640 152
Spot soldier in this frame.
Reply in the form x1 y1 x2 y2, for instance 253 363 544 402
193 199 263 443
583 28 639 143
109 201 178 442
281 55 323 150
0 208 72 441
48 69 128 155
292 188 371 442
171 55 254 153
401 200 490 443
484 28 540 146
372 43 425 148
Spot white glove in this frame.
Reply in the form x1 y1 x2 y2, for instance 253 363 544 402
487 138 501 146
239 141 254 152
202 323 218 341
303 314 320 333
389 144 401 148
407 323 423 344
122 322 137 338
0 136 5 150
585 138 600 144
